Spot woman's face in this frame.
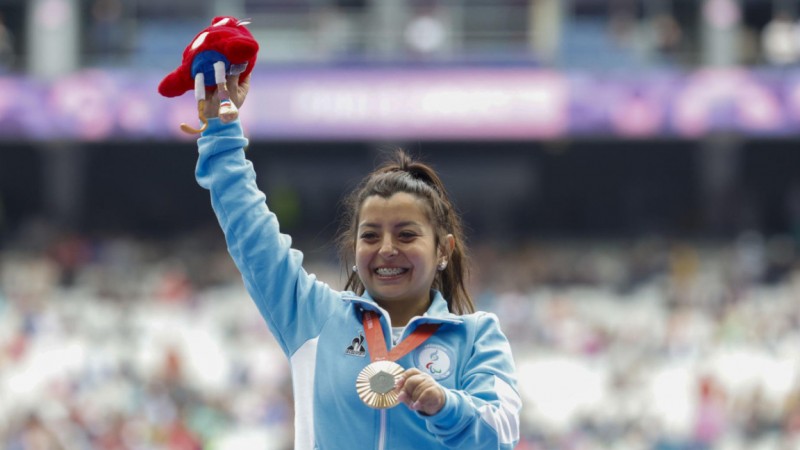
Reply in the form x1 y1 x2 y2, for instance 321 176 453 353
355 192 443 315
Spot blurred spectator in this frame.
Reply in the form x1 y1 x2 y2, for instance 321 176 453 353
47 233 92 288
784 379 800 436
6 414 66 450
692 375 728 447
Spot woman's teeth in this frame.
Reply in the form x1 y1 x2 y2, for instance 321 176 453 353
375 267 405 276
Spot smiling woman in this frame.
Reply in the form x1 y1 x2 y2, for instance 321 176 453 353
190 73 521 450
353 191 447 327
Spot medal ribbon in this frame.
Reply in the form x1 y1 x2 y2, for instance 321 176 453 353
362 310 440 362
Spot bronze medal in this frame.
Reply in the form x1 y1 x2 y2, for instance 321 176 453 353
356 360 404 409
356 310 441 409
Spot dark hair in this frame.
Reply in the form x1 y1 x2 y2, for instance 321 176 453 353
337 149 474 315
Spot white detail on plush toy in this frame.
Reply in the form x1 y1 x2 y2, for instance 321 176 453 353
213 60 226 85
181 72 209 134
191 32 208 50
194 72 206 101
213 18 231 27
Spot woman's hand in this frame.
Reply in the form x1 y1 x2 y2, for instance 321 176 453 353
396 368 446 416
203 74 250 119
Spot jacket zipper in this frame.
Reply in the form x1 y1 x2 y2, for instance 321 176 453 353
378 409 387 450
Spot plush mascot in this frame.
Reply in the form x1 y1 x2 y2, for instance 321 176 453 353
158 16 259 134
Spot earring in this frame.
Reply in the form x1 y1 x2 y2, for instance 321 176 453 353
437 261 447 271
352 265 358 273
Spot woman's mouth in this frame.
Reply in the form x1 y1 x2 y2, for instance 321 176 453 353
375 267 408 277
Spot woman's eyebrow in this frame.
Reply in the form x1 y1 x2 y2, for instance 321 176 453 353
358 220 421 229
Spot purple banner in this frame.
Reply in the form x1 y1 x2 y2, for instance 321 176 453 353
2 67 800 141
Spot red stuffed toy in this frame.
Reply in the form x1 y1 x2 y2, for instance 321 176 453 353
158 16 259 134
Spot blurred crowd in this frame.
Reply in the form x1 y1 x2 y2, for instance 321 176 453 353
0 225 296 450
472 232 800 450
1 224 800 449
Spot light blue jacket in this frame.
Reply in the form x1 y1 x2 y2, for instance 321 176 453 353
196 118 521 450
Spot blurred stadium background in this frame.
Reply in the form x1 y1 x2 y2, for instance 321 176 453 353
2 0 800 448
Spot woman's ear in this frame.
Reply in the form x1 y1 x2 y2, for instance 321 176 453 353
439 234 455 263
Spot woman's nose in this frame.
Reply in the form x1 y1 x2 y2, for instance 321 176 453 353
379 237 397 257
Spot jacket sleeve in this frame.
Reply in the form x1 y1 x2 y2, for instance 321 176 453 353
194 118 340 357
423 312 522 449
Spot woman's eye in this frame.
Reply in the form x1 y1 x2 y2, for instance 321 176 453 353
399 231 418 240
359 232 378 240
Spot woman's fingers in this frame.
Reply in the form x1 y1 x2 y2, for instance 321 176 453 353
396 369 445 416
203 74 250 119
227 74 250 109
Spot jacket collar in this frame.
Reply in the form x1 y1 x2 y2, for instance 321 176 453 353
342 290 463 327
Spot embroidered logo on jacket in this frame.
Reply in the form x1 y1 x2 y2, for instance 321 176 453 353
414 344 454 380
345 331 366 357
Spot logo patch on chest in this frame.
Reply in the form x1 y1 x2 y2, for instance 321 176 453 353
414 344 454 380
345 331 366 357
